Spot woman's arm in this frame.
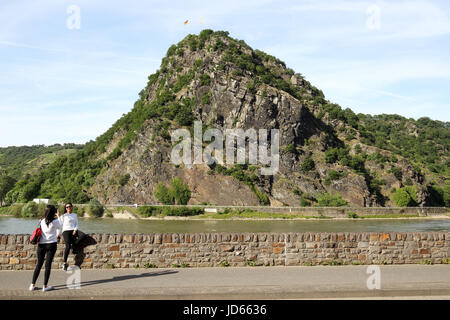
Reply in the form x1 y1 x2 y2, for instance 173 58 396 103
73 214 79 235
55 219 63 238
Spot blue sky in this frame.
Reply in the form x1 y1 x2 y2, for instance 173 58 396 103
1 0 449 147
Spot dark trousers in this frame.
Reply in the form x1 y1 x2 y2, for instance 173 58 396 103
63 230 77 263
32 243 57 286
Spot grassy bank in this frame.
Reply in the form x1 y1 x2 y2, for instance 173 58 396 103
353 214 420 219
1 204 449 220
195 209 333 220
192 212 447 220
136 205 204 218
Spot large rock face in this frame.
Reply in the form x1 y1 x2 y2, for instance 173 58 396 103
87 31 430 207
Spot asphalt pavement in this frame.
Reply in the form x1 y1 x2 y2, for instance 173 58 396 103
0 265 449 300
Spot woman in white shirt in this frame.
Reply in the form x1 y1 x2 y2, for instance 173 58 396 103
58 202 79 271
29 205 62 292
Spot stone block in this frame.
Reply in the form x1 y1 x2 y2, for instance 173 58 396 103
99 234 108 244
305 242 316 249
8 235 16 245
273 247 284 254
121 249 131 257
257 234 267 242
108 235 115 244
358 242 369 248
13 236 22 244
369 246 381 254
145 234 154 243
123 235 134 243
134 234 143 244
162 234 172 243
219 245 234 252
381 233 390 242
1 251 10 257
143 247 153 254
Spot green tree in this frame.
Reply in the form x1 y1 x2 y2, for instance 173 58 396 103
170 177 191 205
315 193 348 207
87 198 104 217
154 182 174 204
392 186 418 207
154 178 191 205
20 201 45 218
444 185 450 207
0 174 16 206
425 184 450 207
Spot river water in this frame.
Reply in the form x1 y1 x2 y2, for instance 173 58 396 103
1 216 449 234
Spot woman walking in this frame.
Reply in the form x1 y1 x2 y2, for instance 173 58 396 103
58 202 79 271
29 205 62 292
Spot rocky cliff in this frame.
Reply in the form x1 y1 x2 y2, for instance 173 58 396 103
6 30 448 207
85 30 445 207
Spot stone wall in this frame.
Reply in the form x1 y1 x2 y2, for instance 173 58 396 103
1 232 449 270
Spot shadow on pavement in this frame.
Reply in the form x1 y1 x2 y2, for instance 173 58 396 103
52 270 178 290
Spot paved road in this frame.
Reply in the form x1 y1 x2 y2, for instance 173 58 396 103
0 265 449 299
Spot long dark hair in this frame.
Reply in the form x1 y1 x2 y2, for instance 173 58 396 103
42 205 57 226
64 202 73 214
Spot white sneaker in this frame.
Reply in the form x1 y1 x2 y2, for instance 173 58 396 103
42 286 53 292
29 284 37 291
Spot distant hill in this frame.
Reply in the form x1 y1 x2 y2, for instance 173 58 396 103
0 144 84 180
4 30 449 207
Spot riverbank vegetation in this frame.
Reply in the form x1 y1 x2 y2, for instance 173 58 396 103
0 204 448 220
200 208 333 219
0 202 88 218
137 205 203 217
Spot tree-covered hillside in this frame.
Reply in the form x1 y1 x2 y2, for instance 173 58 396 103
0 144 84 180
